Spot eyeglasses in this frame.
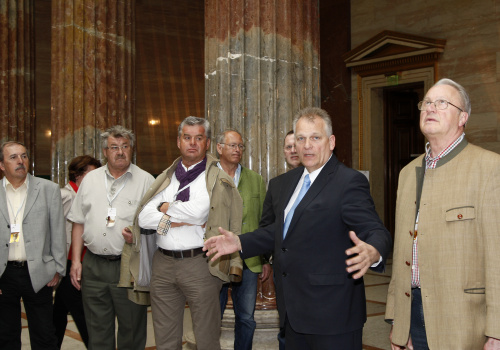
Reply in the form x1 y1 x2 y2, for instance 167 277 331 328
106 145 130 152
220 143 245 151
418 99 463 112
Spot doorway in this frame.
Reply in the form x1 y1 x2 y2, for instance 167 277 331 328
383 83 425 238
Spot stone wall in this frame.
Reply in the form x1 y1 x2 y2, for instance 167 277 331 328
350 0 500 155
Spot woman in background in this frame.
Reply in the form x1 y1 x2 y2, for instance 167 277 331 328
53 155 101 349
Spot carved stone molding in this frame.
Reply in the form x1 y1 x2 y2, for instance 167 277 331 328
344 31 445 169
343 30 446 77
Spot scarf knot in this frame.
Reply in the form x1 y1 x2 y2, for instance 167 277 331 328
174 157 207 202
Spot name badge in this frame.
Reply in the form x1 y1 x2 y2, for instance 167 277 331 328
10 223 20 243
106 208 117 227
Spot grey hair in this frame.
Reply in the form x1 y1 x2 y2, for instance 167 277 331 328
292 107 333 137
0 141 28 162
178 116 211 139
215 128 242 145
100 125 135 149
433 78 471 116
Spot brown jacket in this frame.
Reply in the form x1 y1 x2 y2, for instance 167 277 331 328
386 143 500 349
119 153 243 304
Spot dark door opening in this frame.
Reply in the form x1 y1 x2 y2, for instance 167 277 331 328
384 83 425 240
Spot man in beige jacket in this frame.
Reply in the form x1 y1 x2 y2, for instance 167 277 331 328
119 116 243 350
386 78 500 349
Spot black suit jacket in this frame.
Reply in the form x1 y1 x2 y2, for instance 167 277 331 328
241 154 391 335
259 172 286 229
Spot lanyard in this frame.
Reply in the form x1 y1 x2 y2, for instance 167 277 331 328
3 178 27 224
104 172 128 207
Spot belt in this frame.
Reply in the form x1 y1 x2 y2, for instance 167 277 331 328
158 247 205 259
7 260 28 268
90 251 122 261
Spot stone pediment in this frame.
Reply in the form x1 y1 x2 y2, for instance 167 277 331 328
343 31 446 76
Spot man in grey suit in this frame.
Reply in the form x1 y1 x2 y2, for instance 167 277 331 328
0 141 66 350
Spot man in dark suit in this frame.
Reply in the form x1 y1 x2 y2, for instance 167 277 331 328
205 107 391 350
260 130 301 230
0 141 66 349
260 130 300 350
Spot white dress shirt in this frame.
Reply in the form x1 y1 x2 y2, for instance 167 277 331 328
138 161 210 250
284 159 327 219
4 177 29 261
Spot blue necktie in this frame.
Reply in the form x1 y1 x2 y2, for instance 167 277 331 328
283 174 311 238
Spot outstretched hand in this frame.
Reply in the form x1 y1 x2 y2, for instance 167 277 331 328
345 230 380 279
203 227 241 262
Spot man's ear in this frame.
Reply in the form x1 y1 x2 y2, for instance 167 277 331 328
329 134 336 151
459 112 469 127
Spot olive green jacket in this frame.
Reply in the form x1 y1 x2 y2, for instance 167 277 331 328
238 166 267 273
119 153 243 305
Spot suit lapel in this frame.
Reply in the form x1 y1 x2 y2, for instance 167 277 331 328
284 155 338 239
23 174 40 220
0 181 9 223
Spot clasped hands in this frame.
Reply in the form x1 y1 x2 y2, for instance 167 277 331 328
203 228 380 279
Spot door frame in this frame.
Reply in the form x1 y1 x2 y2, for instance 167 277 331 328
351 67 434 228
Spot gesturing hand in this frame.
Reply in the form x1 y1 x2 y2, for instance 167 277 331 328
203 227 241 262
345 230 380 279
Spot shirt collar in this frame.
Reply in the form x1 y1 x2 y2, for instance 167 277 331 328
182 158 205 171
301 154 332 184
3 175 29 191
425 133 465 169
104 163 133 180
216 162 242 187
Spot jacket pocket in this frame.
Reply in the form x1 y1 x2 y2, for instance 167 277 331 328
42 255 54 263
445 206 475 222
309 273 345 286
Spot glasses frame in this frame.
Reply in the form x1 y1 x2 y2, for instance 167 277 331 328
418 99 463 112
106 145 130 152
219 143 245 151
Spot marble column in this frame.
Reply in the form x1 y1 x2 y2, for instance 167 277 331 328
205 0 320 183
51 0 135 184
0 0 35 169
203 1 320 348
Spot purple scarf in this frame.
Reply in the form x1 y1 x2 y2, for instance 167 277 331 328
175 157 207 202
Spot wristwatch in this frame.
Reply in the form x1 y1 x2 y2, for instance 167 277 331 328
157 202 167 212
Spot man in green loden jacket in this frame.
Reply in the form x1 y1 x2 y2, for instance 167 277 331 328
216 129 271 350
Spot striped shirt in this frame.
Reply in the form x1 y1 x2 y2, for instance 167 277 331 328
411 133 465 288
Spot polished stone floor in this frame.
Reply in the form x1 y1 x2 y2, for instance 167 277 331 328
20 260 392 349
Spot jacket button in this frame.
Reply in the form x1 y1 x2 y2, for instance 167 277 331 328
281 248 287 252
405 261 411 266
457 214 463 219
7 225 10 229
405 292 410 297
282 272 287 277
